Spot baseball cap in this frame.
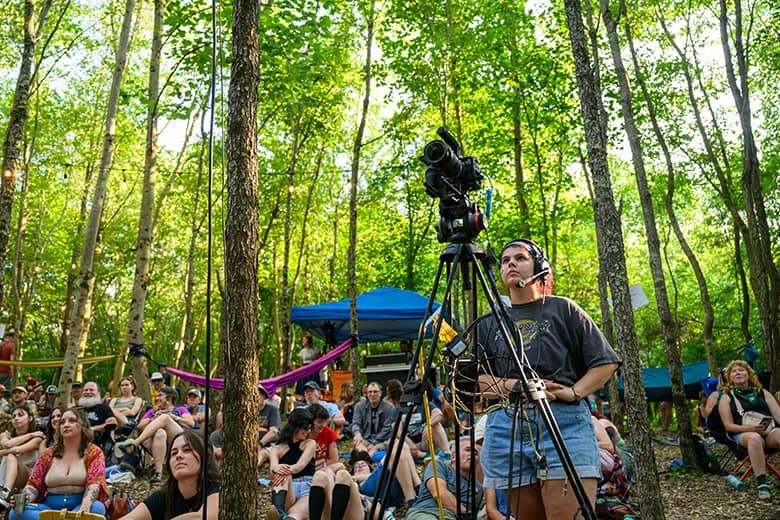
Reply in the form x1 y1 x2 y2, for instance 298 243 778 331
303 381 320 391
13 385 27 393
187 388 202 398
71 381 82 388
46 385 58 394
150 372 164 381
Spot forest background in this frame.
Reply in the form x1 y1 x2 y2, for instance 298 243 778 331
0 0 777 405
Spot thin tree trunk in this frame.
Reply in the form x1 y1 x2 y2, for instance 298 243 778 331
56 0 136 406
624 19 717 376
0 0 51 314
563 0 665 517
10 160 30 386
718 0 780 389
734 224 752 342
348 0 376 395
116 0 165 402
600 0 697 467
220 0 260 514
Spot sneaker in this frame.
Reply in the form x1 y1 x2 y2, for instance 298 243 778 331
757 483 771 500
150 471 164 484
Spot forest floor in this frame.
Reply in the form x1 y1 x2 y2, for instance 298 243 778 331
121 437 780 519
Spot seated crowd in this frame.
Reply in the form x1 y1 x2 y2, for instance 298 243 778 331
0 355 776 520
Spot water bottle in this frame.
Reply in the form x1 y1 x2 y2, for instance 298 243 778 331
724 474 745 490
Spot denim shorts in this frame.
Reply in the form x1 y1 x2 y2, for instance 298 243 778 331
480 400 601 489
292 475 313 499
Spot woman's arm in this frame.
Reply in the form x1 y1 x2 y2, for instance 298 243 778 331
119 503 153 520
176 410 196 428
327 441 339 465
0 434 44 456
288 439 316 474
763 389 780 423
80 483 100 512
127 397 144 417
1 431 44 450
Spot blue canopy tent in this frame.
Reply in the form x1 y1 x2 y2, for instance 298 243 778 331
291 287 441 344
616 360 710 402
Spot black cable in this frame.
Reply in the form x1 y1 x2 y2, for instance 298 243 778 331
201 0 217 514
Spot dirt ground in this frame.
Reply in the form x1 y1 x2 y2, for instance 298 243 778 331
119 441 780 519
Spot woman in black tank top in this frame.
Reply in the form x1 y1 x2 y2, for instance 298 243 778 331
718 360 780 501
269 409 316 519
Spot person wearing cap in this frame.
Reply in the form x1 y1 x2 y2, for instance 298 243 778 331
476 238 620 518
185 389 209 430
3 386 36 418
256 385 281 468
149 372 165 405
302 381 345 428
34 386 58 429
79 382 123 448
117 386 193 483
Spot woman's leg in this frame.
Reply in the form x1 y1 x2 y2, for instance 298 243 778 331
508 484 546 520
150 428 168 473
287 496 309 520
12 459 30 490
9 502 49 520
132 414 183 446
739 432 767 477
393 445 420 502
332 470 364 520
309 470 334 520
540 477 598 520
2 455 17 490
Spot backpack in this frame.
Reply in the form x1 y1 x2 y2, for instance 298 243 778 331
692 433 721 474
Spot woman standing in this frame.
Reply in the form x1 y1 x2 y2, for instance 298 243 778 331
0 405 44 508
718 360 780 500
477 238 620 519
269 408 316 520
9 408 109 519
119 429 219 519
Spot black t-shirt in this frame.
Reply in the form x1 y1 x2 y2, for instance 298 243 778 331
476 296 620 386
85 403 115 443
144 482 219 520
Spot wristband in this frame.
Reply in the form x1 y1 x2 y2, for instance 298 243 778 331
571 386 581 401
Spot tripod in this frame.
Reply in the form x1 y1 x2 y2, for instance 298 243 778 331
367 241 597 520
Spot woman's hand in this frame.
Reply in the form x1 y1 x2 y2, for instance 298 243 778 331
273 463 292 476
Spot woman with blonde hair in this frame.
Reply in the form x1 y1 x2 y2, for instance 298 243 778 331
718 360 780 500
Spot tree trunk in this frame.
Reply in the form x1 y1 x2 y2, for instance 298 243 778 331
600 0 698 467
116 0 165 402
718 0 780 389
10 160 30 386
0 0 50 314
348 0 376 395
624 19 717 376
563 0 665 517
220 0 260 515
734 224 752 342
56 0 136 406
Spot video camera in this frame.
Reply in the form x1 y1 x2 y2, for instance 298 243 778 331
420 127 486 243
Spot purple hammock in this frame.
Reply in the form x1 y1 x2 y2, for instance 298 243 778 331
163 337 353 396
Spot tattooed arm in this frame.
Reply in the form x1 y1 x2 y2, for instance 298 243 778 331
80 484 100 512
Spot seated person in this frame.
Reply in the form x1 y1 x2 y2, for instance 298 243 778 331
384 379 403 408
403 400 449 459
119 430 219 520
9 407 109 519
35 386 58 430
109 376 145 433
352 382 398 455
257 385 281 467
70 382 82 406
80 381 123 447
308 404 340 473
406 438 483 520
301 382 345 428
336 382 356 430
269 409 316 520
184 389 208 430
0 405 44 508
4 387 37 417
718 360 780 500
117 386 194 483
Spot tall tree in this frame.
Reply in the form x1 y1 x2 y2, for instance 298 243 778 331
56 0 136 406
718 0 780 388
599 0 697 466
347 0 376 392
220 0 260 515
0 0 52 314
118 0 166 402
563 0 665 517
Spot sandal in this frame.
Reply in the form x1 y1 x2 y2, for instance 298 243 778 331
757 483 771 500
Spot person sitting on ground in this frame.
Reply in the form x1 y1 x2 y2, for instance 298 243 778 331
336 382 356 432
80 381 123 448
302 382 345 429
149 372 165 405
119 429 219 520
308 404 340 472
718 359 780 500
0 405 44 509
352 382 398 456
269 408 317 520
109 376 145 433
118 386 194 484
403 397 449 459
307 446 417 520
406 437 484 520
184 389 208 430
257 385 281 468
36 386 58 428
384 379 403 408
41 407 64 453
9 407 109 519
4 386 37 417
70 382 82 406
